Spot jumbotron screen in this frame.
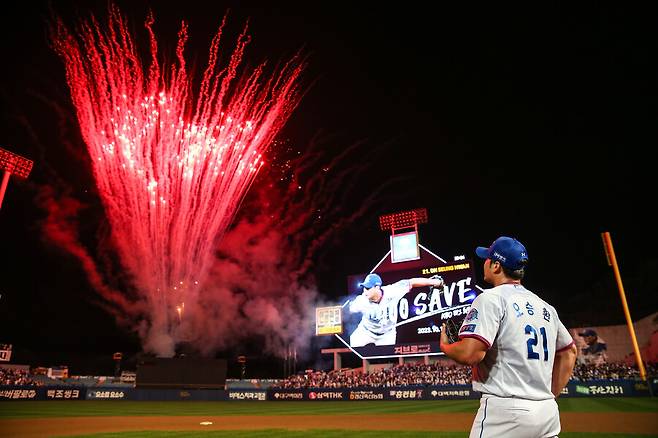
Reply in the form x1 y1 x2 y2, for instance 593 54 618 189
336 260 479 359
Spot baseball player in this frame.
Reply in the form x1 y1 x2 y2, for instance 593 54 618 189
577 328 608 365
439 236 577 438
349 273 445 347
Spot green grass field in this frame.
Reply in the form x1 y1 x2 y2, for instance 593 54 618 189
2 398 657 418
1 398 656 437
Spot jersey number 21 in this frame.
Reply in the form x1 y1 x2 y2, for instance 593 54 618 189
525 324 548 361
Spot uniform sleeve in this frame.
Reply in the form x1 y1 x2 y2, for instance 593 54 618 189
384 280 412 301
349 295 368 313
555 313 574 352
458 292 502 349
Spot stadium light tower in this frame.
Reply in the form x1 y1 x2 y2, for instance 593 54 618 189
0 147 34 210
379 208 428 263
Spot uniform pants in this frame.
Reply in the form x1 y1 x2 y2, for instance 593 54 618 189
349 325 397 347
469 394 561 438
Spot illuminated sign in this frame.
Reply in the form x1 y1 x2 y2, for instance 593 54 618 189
0 344 12 362
46 389 82 399
390 231 420 263
0 389 37 399
338 260 478 359
89 390 125 399
229 391 266 400
315 306 343 335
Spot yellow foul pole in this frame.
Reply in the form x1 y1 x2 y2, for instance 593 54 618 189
601 232 646 381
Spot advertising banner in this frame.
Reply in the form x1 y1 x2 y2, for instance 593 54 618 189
425 385 479 400
87 388 134 400
0 387 39 400
269 388 348 401
563 380 651 397
227 390 267 401
268 385 477 401
43 387 86 400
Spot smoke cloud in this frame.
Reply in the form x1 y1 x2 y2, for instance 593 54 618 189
35 132 384 359
162 136 386 359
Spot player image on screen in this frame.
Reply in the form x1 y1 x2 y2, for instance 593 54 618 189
348 273 445 347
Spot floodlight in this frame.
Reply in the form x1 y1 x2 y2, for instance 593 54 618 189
379 208 428 264
379 208 427 231
0 147 34 210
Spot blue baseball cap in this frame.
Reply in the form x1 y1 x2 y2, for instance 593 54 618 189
476 236 528 270
359 273 382 289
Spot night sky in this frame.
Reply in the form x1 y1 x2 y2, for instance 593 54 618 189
1 1 657 376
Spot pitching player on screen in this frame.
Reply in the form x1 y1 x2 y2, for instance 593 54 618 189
440 236 577 438
349 273 445 347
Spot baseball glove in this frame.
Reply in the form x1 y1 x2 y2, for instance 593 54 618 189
428 274 445 292
443 314 466 344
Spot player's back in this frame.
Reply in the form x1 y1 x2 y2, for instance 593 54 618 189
470 284 573 400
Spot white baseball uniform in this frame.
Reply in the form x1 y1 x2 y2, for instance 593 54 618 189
458 283 574 438
349 280 411 347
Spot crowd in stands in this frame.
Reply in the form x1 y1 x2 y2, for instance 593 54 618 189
0 368 43 386
571 362 658 381
0 368 127 387
275 363 472 389
2 361 657 388
274 361 658 389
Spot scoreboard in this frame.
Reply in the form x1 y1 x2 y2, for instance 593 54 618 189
334 260 478 359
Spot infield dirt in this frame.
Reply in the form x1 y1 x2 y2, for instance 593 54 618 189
1 412 657 436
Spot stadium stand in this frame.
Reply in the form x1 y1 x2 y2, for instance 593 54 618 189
2 361 657 390
0 368 42 386
273 363 472 389
272 361 658 389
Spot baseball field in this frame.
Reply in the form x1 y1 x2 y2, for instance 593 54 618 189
0 398 657 437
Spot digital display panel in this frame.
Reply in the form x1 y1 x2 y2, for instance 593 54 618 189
0 343 11 362
316 306 343 335
337 260 478 359
390 231 420 263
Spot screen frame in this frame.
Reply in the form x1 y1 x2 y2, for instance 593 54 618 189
337 259 480 359
390 231 420 263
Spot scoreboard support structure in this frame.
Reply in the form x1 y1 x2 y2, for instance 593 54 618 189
320 348 350 371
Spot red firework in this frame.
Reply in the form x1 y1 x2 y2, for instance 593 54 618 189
50 4 304 352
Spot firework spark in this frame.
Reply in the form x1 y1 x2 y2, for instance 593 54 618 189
50 4 303 355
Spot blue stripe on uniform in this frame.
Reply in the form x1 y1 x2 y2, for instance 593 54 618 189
479 397 488 438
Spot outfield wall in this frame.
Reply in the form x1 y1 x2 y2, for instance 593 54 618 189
1 379 656 401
